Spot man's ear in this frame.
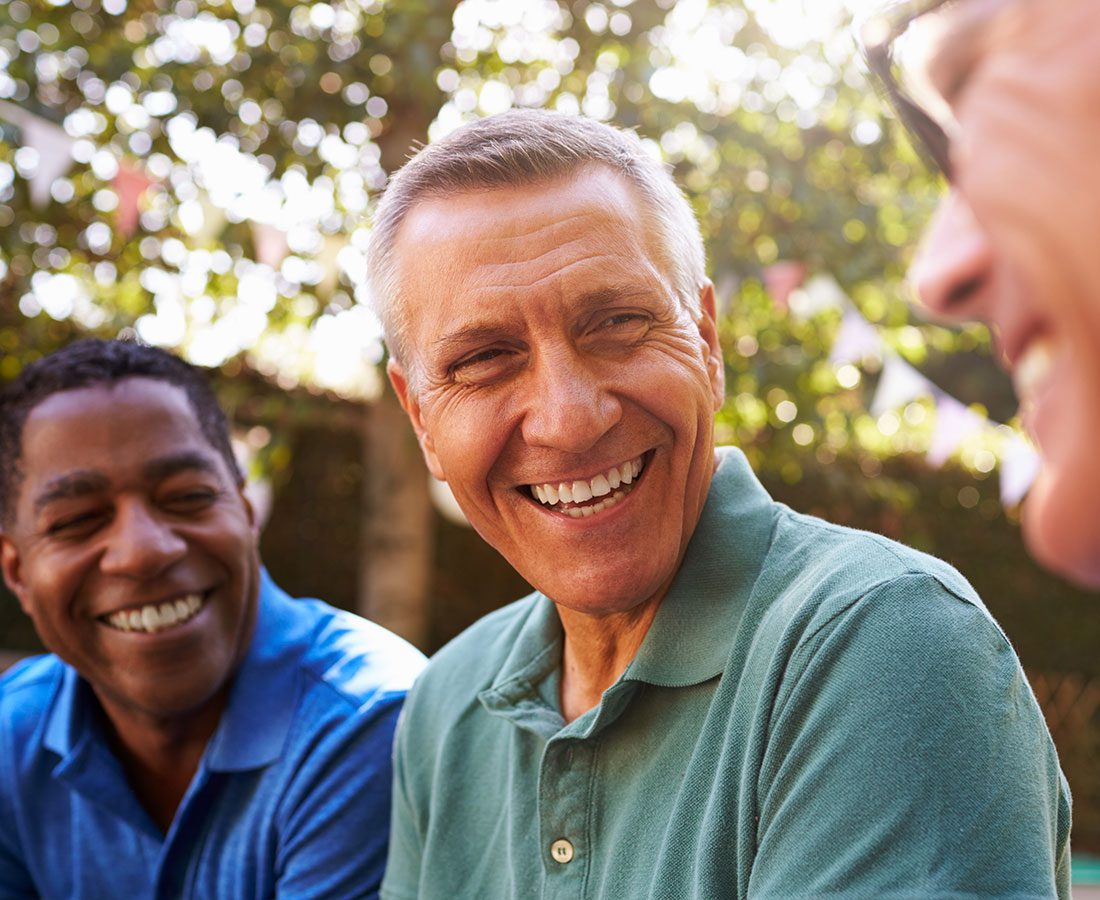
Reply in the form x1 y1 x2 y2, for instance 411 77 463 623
697 281 725 410
387 358 445 481
0 534 30 616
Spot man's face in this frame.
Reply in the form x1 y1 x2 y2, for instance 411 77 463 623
388 166 724 618
910 0 1100 586
0 377 260 726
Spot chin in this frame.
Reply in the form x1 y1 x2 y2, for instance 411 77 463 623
1023 471 1100 590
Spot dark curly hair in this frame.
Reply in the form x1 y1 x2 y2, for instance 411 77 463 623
0 338 242 525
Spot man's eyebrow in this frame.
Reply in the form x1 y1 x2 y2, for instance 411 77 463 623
143 451 224 484
33 471 110 515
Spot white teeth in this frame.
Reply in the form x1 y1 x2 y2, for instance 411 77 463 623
1013 337 1055 402
104 593 205 634
529 455 646 515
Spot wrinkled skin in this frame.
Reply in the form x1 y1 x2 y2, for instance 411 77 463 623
911 0 1100 587
388 166 725 630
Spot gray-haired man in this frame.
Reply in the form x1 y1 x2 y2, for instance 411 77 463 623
372 109 1069 899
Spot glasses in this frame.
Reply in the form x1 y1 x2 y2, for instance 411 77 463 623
861 0 955 179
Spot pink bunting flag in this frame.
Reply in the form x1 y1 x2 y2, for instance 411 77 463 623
113 164 154 237
762 260 806 311
251 222 289 269
926 395 987 468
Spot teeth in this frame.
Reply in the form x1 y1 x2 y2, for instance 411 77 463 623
529 455 646 516
1013 337 1055 402
104 592 205 634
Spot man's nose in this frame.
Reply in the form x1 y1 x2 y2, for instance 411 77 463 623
910 189 993 322
520 350 622 453
99 502 187 578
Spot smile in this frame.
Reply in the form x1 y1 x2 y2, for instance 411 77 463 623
101 592 207 634
526 454 646 518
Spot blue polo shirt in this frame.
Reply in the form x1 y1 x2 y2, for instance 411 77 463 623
0 572 426 899
384 446 1070 899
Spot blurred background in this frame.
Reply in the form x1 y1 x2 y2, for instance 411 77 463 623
2 0 1099 860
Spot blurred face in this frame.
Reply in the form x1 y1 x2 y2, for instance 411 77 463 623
0 378 260 728
909 0 1100 586
388 166 724 619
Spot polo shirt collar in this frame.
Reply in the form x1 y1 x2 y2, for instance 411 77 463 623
44 569 303 775
623 445 775 688
203 568 304 772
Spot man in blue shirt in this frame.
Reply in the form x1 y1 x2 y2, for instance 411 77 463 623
0 338 425 898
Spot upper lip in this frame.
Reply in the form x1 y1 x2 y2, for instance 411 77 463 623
1000 320 1050 372
518 451 648 487
95 586 212 619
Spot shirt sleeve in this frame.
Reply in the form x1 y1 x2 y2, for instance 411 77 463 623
748 573 1071 899
379 702 423 900
0 707 36 899
273 694 406 900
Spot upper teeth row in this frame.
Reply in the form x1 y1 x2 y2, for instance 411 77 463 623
531 456 643 505
106 593 204 633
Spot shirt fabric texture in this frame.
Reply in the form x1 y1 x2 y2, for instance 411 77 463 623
0 571 427 900
383 446 1071 900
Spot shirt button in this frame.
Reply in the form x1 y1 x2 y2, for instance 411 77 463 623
550 838 574 864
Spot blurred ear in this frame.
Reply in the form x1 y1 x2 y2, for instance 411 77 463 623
0 535 30 616
387 358 445 481
697 281 725 410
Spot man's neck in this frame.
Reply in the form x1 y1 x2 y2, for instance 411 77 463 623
557 599 662 724
97 689 228 834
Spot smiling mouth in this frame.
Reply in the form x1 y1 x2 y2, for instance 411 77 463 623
100 591 209 634
524 453 647 518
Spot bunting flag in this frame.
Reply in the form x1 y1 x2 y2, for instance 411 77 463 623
870 355 932 416
113 163 154 237
790 273 847 320
0 100 74 209
1000 433 1041 507
926 394 987 468
251 222 289 269
762 260 806 311
315 234 348 298
830 306 885 366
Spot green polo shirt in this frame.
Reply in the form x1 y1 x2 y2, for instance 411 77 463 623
384 447 1070 899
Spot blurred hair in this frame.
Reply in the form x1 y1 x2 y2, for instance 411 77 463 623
0 338 242 525
366 108 707 381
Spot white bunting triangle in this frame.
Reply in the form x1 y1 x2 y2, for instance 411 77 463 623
870 355 932 416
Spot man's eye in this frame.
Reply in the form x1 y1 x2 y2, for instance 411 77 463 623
46 512 104 537
451 348 511 374
164 489 220 511
595 312 650 334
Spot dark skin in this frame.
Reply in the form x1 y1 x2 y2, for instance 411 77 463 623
0 379 260 832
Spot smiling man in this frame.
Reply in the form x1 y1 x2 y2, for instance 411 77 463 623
864 0 1100 588
371 109 1069 898
0 338 425 898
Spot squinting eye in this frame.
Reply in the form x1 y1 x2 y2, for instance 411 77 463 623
46 511 104 537
451 348 513 375
597 312 650 333
164 489 219 511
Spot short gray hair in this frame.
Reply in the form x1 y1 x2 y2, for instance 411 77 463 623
366 109 707 370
